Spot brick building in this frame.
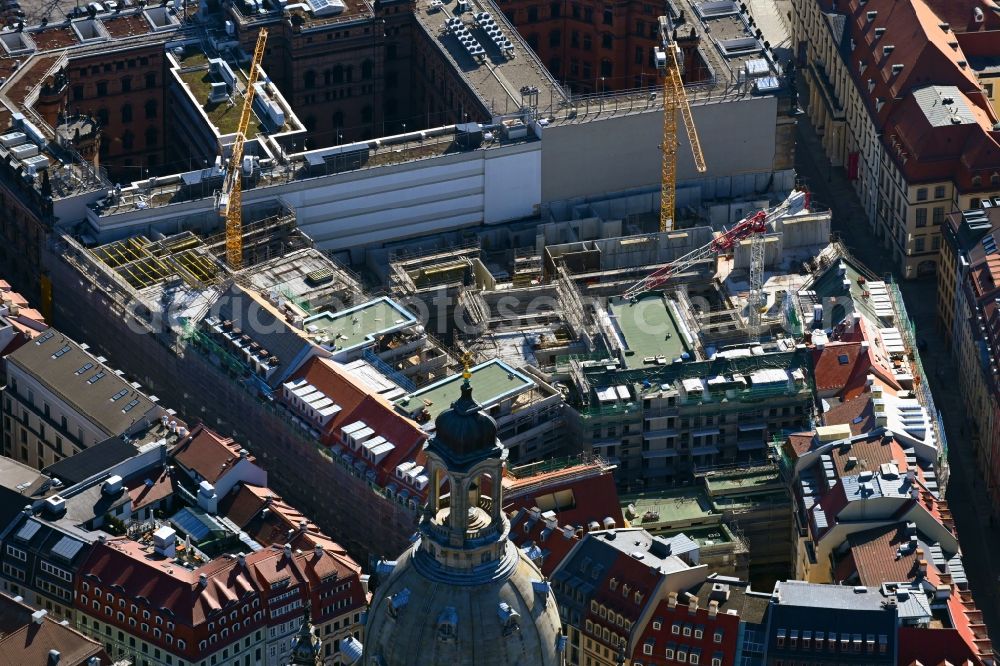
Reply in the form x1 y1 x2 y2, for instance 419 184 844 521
498 0 711 93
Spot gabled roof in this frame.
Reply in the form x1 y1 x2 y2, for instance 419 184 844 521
6 330 158 438
897 626 982 666
845 523 939 586
127 467 176 511
0 593 109 666
171 424 256 484
219 483 348 554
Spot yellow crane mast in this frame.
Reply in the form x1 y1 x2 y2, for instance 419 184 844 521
657 18 707 232
222 28 269 271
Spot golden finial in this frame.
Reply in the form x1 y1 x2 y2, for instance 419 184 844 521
461 351 473 380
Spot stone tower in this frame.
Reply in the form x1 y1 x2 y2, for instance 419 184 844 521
358 378 564 665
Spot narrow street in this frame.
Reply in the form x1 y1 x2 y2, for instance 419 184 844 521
796 116 1000 643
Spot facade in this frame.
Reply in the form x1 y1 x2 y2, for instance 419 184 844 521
790 0 1000 277
938 205 1000 517
568 350 813 488
359 380 563 665
1 329 166 469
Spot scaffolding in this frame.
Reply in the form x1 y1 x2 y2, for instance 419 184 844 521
91 234 221 291
555 265 597 352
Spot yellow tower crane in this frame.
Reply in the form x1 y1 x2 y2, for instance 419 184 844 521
221 28 269 271
656 17 707 232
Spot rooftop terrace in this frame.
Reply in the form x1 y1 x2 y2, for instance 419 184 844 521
609 295 691 369
303 297 417 354
396 358 535 422
621 487 717 528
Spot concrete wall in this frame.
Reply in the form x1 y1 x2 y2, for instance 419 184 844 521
539 96 783 203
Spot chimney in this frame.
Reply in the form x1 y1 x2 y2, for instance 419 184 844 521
32 609 48 624
668 592 678 609
48 650 60 666
708 600 719 618
284 543 293 559
688 596 699 614
918 559 928 575
199 573 208 587
314 545 323 559
239 448 249 459
299 520 308 533
238 553 246 568
562 525 575 539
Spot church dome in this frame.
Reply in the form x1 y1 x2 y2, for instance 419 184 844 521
362 543 563 666
432 380 498 459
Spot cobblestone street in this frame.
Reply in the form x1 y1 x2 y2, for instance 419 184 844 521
796 114 1000 643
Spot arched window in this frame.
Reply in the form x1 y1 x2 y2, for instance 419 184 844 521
144 99 157 119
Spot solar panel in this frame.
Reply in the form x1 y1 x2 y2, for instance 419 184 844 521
51 535 84 561
88 371 106 384
15 520 42 542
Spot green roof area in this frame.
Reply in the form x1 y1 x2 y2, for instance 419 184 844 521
178 67 268 136
398 360 535 421
621 488 717 527
304 297 416 354
609 296 690 369
703 468 784 497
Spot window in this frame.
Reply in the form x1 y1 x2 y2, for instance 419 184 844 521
362 59 373 80
933 206 944 224
683 625 692 637
528 6 537 21
915 208 927 227
145 72 156 88
583 33 592 50
146 127 158 148
550 2 560 17
600 59 612 77
635 46 643 64
602 33 612 49
934 185 946 198
122 132 134 151
916 187 928 201
549 30 561 47
145 99 158 119
643 643 653 655
652 621 661 630
672 623 680 635
713 630 723 643
915 237 925 252
571 31 579 48
96 81 108 96
73 85 84 100
603 7 612 24
121 77 131 93
121 104 132 123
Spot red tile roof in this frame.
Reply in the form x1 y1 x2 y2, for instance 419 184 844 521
78 538 262 628
813 342 864 394
0 593 111 666
127 467 176 511
219 483 349 555
172 425 257 484
286 357 427 488
845 523 932 586
898 626 983 666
